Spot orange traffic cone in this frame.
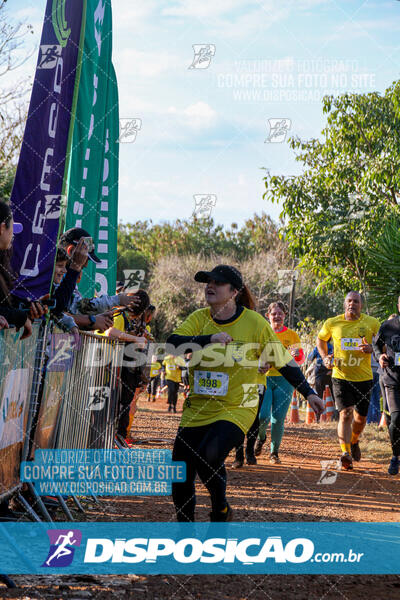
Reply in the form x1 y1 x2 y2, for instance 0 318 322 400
320 388 327 422
306 401 316 424
289 392 300 424
324 386 335 422
378 412 386 429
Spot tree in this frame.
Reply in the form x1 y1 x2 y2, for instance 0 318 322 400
0 0 34 199
117 212 287 276
263 83 400 298
365 216 400 318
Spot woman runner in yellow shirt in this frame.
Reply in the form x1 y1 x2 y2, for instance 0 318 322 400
166 265 323 522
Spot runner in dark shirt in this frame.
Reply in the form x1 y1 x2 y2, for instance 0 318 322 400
372 301 400 475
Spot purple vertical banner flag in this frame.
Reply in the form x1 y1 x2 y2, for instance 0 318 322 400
10 0 87 300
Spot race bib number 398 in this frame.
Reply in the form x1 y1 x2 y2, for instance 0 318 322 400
194 371 229 396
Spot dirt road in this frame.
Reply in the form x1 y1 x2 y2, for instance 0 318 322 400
2 393 400 599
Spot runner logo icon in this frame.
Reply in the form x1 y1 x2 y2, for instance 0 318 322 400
188 45 216 69
42 529 82 567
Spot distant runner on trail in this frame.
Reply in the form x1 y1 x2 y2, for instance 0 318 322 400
254 301 305 464
167 264 323 522
317 291 380 471
372 298 400 475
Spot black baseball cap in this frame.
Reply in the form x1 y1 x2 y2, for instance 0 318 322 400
59 227 101 264
194 265 243 290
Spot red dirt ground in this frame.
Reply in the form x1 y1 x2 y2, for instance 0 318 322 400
1 391 400 599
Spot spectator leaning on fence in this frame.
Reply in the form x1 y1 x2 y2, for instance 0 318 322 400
0 200 46 338
58 227 140 332
103 289 150 442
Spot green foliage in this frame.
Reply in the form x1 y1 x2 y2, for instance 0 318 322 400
366 216 400 318
0 166 16 201
263 83 400 296
117 212 286 264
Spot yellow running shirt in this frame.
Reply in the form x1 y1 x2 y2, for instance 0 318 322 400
163 356 182 383
150 361 162 378
318 313 380 382
172 307 292 433
267 327 301 377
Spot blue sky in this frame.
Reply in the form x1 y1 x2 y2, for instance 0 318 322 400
11 0 400 228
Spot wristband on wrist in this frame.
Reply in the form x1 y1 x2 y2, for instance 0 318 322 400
88 314 96 328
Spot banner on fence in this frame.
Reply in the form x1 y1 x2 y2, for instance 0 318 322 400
0 327 39 498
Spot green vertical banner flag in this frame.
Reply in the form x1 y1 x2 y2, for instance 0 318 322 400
66 0 119 297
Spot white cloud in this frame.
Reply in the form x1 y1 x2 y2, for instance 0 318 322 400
161 0 328 39
162 0 249 18
112 1 158 32
167 101 217 130
326 17 400 43
114 47 181 78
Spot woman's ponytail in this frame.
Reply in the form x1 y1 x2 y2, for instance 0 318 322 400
236 283 256 310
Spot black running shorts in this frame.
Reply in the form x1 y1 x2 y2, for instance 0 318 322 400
331 377 373 417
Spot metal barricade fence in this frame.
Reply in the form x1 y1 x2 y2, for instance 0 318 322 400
0 323 42 503
48 330 124 451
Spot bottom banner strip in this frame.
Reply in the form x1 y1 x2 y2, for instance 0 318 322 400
0 522 399 574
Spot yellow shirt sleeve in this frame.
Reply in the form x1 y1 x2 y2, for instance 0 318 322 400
318 319 332 342
113 313 125 333
173 310 205 336
372 318 380 336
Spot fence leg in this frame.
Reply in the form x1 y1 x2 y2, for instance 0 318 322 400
71 494 85 513
115 434 130 449
89 492 103 507
56 495 74 521
0 574 16 588
16 493 42 523
26 483 53 523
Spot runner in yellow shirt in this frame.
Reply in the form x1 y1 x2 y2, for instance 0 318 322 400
162 354 182 413
317 291 380 470
147 355 162 402
166 264 323 522
102 291 149 441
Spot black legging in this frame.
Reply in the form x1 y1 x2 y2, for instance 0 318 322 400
148 375 160 397
172 420 244 521
384 386 400 456
235 389 263 460
167 380 180 410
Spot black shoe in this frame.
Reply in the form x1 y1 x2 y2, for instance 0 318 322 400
254 438 265 456
246 454 257 465
340 452 353 470
232 458 244 469
388 456 399 476
210 503 233 522
351 442 361 462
